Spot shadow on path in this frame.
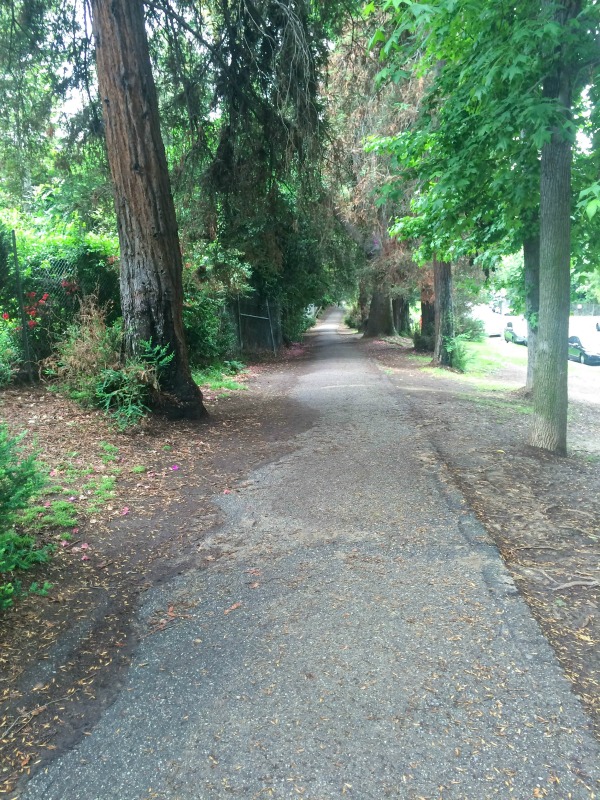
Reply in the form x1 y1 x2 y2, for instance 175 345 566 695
21 309 599 799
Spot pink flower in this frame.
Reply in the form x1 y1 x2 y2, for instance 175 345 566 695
80 542 89 550
49 469 57 477
2 312 9 320
72 527 79 534
223 489 232 495
81 554 90 561
60 540 69 547
170 465 180 471
121 506 130 515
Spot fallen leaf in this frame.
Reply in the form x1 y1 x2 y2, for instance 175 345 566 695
224 602 242 615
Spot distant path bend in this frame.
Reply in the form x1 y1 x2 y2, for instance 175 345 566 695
22 308 600 799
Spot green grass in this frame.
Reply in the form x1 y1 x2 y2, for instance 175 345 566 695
465 394 532 416
83 475 117 513
415 339 527 392
462 339 528 374
406 353 432 365
18 499 79 531
192 361 247 392
99 441 119 463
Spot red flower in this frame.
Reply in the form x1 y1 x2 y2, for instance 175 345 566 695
2 312 9 320
41 293 49 301
28 319 37 328
27 291 36 298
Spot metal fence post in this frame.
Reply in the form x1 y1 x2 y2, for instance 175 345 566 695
11 230 34 382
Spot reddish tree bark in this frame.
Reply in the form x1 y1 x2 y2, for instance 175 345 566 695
90 0 206 419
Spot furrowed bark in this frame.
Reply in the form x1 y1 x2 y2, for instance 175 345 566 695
530 0 577 454
364 291 395 337
90 0 206 419
392 295 411 335
433 257 454 366
523 232 540 392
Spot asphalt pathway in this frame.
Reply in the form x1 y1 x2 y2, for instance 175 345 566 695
22 309 600 799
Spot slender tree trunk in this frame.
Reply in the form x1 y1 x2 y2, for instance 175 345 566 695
523 231 540 392
530 0 576 454
364 291 395 337
392 295 411 335
433 257 454 366
90 0 206 419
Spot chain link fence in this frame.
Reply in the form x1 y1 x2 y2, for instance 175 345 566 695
0 230 120 378
236 294 282 352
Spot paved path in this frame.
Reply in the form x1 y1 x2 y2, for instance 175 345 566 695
22 309 599 799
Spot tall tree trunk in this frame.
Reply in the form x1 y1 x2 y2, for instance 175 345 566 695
523 231 540 392
364 291 395 337
433 257 454 366
530 0 576 454
392 295 411 335
421 283 435 332
358 279 370 327
90 0 206 419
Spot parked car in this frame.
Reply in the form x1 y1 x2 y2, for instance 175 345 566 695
504 318 528 346
568 334 600 365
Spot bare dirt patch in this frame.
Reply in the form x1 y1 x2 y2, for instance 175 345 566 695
365 336 600 739
0 346 316 795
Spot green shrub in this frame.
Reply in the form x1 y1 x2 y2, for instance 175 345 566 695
51 299 174 429
0 425 49 610
443 334 473 373
183 291 237 365
282 307 316 343
413 325 435 352
344 306 363 331
0 319 21 387
455 312 486 342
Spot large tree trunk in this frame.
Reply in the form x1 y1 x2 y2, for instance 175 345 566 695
358 279 370 327
523 231 540 392
90 0 206 419
420 279 435 334
433 257 454 366
392 295 411 335
530 1 575 454
364 291 395 337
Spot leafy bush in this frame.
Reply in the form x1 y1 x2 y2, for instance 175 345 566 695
182 290 237 365
344 305 363 331
0 318 21 387
50 299 174 429
48 296 122 403
0 210 121 364
0 425 49 609
443 334 473 373
413 325 435 352
282 307 317 343
94 342 174 430
455 311 486 342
